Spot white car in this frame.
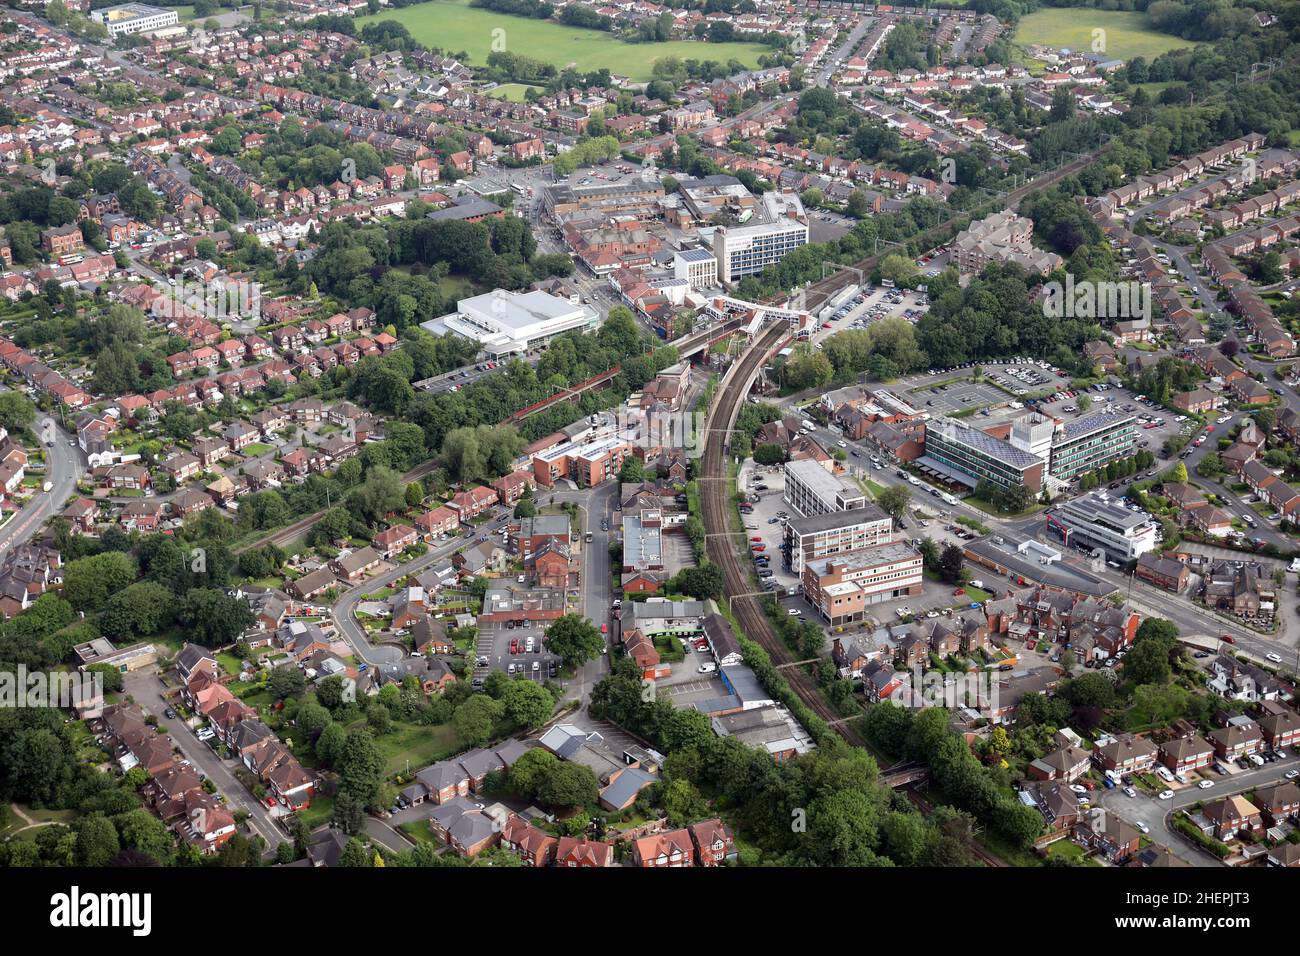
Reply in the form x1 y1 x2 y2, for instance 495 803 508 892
697 663 717 674
786 608 802 616
1134 821 1150 834
1123 786 1137 797
1285 770 1299 780
1158 790 1175 800
1197 780 1214 790
1069 784 1088 795
836 440 847 448
1266 653 1283 664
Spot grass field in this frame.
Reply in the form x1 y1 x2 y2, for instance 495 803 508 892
488 82 544 102
357 0 768 81
1014 10 1200 63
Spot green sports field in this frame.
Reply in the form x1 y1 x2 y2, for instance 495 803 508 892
357 0 768 81
1014 9 1201 63
487 82 545 102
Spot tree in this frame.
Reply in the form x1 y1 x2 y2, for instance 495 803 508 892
75 816 121 867
534 761 599 810
99 581 173 641
177 589 255 647
269 665 307 700
498 679 554 729
876 484 911 522
453 694 503 747
337 728 385 807
544 614 606 669
671 563 723 600
0 392 35 432
618 456 645 483
62 552 137 612
753 443 786 466
938 544 964 585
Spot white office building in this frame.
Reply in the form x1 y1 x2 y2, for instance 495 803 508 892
713 191 809 283
92 3 179 37
422 289 599 359
783 459 869 518
1046 491 1158 561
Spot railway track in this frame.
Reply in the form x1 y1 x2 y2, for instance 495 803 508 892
699 321 869 748
797 151 1103 314
701 324 1009 865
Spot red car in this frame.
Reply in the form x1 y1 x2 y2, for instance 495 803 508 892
751 536 762 542
952 587 965 596
752 544 766 552
509 639 518 654
600 623 608 634
1221 634 1235 645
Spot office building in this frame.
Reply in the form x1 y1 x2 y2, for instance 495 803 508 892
713 190 809 283
1046 492 1158 561
922 419 1046 492
784 506 896 574
783 459 869 518
802 543 924 624
673 248 718 289
92 3 179 37
1047 413 1137 481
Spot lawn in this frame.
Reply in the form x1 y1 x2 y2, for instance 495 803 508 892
357 0 767 81
364 721 461 777
398 820 438 844
488 82 544 102
243 442 275 457
1014 10 1201 63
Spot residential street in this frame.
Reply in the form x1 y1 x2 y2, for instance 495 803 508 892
122 670 287 851
0 418 82 560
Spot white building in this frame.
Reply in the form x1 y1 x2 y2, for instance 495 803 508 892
783 459 869 518
712 190 809 284
422 289 600 359
673 247 718 289
92 3 179 37
1047 491 1158 561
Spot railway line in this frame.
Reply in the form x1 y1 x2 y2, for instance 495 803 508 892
699 321 870 748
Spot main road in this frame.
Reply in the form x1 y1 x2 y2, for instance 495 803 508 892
0 417 83 559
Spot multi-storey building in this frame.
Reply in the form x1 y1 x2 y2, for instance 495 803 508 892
1048 413 1137 480
801 543 924 624
1046 492 1158 561
712 191 809 283
784 506 896 574
783 459 870 518
923 418 1045 492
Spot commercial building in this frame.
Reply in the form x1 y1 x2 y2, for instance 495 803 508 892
92 3 179 37
422 289 599 359
802 543 924 624
712 190 809 283
784 506 896 574
922 418 1046 492
1047 413 1137 481
673 248 718 289
783 459 869 518
1046 492 1158 561
530 429 635 488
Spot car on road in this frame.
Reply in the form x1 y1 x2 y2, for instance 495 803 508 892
1123 786 1137 797
1158 790 1175 800
1134 821 1150 834
1267 653 1283 663
164 708 176 719
1286 769 1299 780
1197 779 1214 790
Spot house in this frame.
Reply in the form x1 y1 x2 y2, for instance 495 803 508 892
499 815 557 866
175 643 218 683
1209 720 1263 760
289 568 337 601
1159 733 1215 774
414 506 460 540
555 836 614 867
631 827 695 867
1093 734 1158 775
1252 781 1300 826
688 818 735 866
331 546 383 582
1029 744 1092 782
447 485 499 522
1075 808 1140 863
373 523 417 558
1199 795 1262 841
1134 552 1188 593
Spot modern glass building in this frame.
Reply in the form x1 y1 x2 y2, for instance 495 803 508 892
1047 413 1138 480
922 419 1045 492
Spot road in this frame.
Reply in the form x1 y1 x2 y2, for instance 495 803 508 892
123 670 286 851
813 15 874 88
0 418 83 559
1098 751 1300 866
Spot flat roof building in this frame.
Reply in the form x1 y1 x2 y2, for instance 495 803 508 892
784 505 895 574
92 3 178 37
923 418 1046 492
783 459 869 518
801 542 924 625
1047 413 1137 480
1046 491 1158 561
713 190 809 283
422 289 599 359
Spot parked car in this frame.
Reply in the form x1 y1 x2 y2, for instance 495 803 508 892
1158 790 1175 800
698 663 717 674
